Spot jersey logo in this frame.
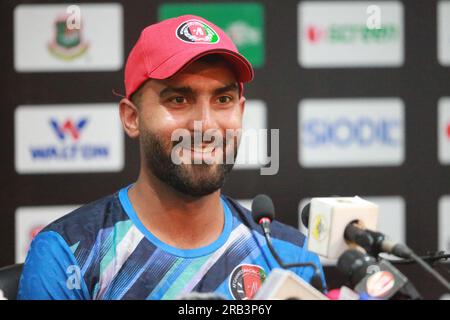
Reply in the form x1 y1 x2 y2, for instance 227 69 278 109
228 264 266 300
176 19 219 44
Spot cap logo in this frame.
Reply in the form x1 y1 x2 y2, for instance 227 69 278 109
176 19 220 44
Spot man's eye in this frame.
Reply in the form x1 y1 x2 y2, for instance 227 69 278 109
217 96 232 103
170 96 187 104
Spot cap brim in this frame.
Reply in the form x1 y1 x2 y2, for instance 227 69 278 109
149 47 254 83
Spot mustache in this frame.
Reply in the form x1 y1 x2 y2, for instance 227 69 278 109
170 130 240 149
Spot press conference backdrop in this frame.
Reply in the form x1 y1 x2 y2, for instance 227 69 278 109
1 0 449 299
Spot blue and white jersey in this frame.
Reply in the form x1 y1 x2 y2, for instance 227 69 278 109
18 185 325 300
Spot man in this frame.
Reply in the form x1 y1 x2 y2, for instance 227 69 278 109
18 15 324 300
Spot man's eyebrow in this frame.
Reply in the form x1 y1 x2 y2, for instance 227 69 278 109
159 86 194 98
159 83 239 98
214 83 239 95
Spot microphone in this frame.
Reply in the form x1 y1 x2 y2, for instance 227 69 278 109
343 224 413 259
302 198 450 292
337 249 422 300
300 196 378 259
251 194 275 238
251 194 325 292
301 199 421 259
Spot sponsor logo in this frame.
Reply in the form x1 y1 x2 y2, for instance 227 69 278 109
229 264 267 300
225 21 261 47
311 214 327 241
176 19 219 44
48 13 89 60
159 3 264 67
15 104 124 173
303 118 400 148
14 4 123 72
305 23 398 45
29 117 109 161
50 118 87 142
298 1 404 67
299 98 405 167
366 271 395 298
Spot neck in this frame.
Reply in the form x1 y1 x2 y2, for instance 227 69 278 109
128 167 225 250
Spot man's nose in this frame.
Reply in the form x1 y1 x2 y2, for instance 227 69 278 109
188 99 219 132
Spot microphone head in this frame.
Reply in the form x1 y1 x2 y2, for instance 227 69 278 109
251 194 275 224
301 203 310 228
337 249 377 286
338 251 416 300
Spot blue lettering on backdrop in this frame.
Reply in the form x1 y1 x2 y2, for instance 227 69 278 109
302 118 401 147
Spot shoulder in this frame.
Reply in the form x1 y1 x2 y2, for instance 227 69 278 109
41 191 127 248
222 195 307 248
19 189 129 300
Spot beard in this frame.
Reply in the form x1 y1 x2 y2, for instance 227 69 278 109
140 127 237 197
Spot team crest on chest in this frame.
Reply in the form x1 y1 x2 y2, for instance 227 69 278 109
228 264 266 300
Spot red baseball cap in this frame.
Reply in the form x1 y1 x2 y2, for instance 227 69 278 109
124 15 254 99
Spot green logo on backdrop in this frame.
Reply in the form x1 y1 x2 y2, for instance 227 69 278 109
307 24 399 44
329 24 398 43
159 3 265 67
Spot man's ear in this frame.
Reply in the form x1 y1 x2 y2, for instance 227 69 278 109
119 98 140 139
239 95 246 115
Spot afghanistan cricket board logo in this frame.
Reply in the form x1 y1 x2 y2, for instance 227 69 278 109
176 19 219 44
229 264 266 300
48 14 89 60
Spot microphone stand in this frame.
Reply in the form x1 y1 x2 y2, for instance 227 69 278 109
384 252 450 265
260 220 326 293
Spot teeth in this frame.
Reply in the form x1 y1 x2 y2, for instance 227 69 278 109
191 145 214 153
186 146 214 153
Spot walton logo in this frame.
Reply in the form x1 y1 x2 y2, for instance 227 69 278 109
29 117 109 161
50 118 88 142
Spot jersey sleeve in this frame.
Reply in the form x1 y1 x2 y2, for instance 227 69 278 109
295 237 327 291
17 230 90 300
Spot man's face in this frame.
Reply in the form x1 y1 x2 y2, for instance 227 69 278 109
135 59 245 197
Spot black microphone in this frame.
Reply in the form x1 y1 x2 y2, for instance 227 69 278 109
251 194 275 238
337 249 422 300
301 202 412 259
300 203 310 230
251 194 325 292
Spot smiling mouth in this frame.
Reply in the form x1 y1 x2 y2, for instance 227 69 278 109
188 145 216 154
